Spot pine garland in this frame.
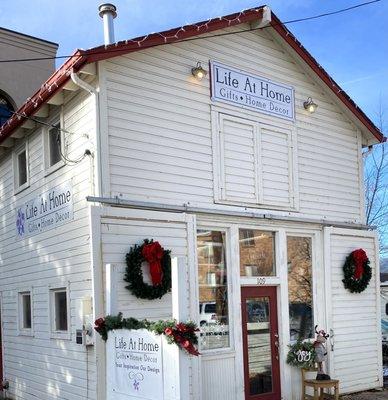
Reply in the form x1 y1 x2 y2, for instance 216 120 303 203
94 313 200 356
124 239 172 300
342 249 372 293
287 340 316 369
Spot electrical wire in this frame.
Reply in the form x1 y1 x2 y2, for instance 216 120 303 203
0 110 91 164
0 0 382 64
0 0 383 143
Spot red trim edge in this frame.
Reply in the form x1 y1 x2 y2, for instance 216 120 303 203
0 6 384 144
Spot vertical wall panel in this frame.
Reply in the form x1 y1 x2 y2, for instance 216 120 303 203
329 231 381 393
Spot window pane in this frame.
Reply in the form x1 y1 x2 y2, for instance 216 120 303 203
287 236 313 341
239 230 276 276
197 230 229 350
22 294 31 329
18 150 27 186
0 95 14 126
54 291 68 331
49 124 61 166
245 297 273 395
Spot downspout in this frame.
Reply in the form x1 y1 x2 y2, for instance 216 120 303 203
70 70 105 400
70 70 103 197
362 144 374 158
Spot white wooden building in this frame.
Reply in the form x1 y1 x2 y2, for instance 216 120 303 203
0 5 385 400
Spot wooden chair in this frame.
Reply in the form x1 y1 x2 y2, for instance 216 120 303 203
301 367 339 400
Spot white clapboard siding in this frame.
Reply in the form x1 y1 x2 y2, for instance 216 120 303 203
328 230 381 393
99 212 195 400
100 217 188 320
202 355 237 400
0 88 97 400
103 23 363 222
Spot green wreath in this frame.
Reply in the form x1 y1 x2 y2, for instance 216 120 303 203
342 248 371 293
124 239 171 300
286 340 316 369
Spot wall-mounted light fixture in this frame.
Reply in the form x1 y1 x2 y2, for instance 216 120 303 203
191 62 207 80
303 97 318 113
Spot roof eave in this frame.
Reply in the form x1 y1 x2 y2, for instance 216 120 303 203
0 5 384 146
269 13 384 143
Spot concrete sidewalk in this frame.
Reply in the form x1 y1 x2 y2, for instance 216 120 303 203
341 390 388 399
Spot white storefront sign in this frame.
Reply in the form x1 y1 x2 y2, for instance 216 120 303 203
15 181 73 239
210 61 295 120
107 329 163 400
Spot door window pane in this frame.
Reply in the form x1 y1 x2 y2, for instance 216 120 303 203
287 236 314 341
245 297 273 395
239 230 276 276
197 230 229 350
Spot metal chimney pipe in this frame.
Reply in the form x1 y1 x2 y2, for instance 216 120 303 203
98 3 117 45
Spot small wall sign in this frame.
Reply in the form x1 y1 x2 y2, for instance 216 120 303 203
210 61 295 121
107 329 163 400
15 181 73 239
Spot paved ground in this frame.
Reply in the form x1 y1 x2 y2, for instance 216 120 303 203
341 389 388 399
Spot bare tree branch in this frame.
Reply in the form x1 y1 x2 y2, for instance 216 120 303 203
365 99 388 258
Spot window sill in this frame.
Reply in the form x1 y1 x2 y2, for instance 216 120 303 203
51 330 71 340
44 160 65 177
14 182 30 196
17 329 33 337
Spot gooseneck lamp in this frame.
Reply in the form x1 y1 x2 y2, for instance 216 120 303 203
303 97 318 113
191 62 207 80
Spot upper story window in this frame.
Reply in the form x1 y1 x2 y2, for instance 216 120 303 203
0 93 14 126
44 118 64 174
212 110 297 210
13 142 29 193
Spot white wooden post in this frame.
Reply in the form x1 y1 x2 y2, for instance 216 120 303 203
105 264 117 315
163 256 191 400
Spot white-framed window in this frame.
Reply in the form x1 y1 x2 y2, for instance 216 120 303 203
211 108 297 210
197 228 233 352
49 286 70 339
18 290 33 336
13 142 29 193
287 235 314 342
44 117 64 175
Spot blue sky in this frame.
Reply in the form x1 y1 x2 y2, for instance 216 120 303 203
1 1 387 259
1 0 387 124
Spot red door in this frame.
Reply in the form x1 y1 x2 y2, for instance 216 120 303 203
241 286 281 400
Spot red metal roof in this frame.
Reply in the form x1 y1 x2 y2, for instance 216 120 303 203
0 6 384 143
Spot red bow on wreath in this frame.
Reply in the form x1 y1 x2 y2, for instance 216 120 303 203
142 241 165 285
352 248 368 280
